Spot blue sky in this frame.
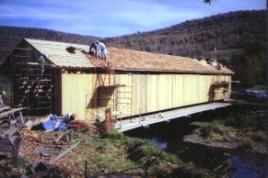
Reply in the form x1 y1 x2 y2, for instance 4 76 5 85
0 0 266 37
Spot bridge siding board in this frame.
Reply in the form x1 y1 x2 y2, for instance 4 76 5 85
60 73 231 121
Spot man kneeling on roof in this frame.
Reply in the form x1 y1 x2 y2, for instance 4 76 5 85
89 41 98 58
89 41 107 60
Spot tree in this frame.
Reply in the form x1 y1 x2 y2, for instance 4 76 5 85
203 0 212 5
230 42 265 87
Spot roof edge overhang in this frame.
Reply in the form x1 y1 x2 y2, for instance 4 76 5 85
57 66 234 75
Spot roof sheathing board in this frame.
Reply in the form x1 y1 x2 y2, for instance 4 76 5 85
24 38 234 75
24 38 95 68
86 48 234 75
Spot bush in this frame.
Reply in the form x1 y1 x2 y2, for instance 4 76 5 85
249 131 267 142
126 138 181 169
240 137 255 149
102 131 127 141
198 121 233 138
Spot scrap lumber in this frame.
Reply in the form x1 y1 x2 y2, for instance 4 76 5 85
0 106 10 112
0 107 24 119
49 140 81 164
0 125 23 163
0 107 25 163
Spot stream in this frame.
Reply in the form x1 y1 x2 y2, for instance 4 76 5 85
125 107 268 178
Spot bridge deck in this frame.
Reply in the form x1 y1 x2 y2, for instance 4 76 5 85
114 102 231 132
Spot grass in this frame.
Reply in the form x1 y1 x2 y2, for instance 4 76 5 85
249 131 267 142
16 156 30 169
1 118 217 178
190 104 267 152
0 155 24 178
51 130 215 177
193 120 236 142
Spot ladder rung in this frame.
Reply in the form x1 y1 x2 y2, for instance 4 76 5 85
117 102 132 105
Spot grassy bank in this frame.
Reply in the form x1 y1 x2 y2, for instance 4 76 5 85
186 103 267 153
1 129 216 178
57 131 216 177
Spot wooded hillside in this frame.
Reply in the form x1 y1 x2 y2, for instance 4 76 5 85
0 10 265 86
104 10 265 61
0 26 99 64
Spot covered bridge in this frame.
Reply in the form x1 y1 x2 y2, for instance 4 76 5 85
11 38 234 122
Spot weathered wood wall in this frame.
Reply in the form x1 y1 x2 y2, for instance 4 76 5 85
61 73 232 121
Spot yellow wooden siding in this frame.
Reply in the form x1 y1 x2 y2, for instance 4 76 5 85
61 73 232 121
61 73 96 120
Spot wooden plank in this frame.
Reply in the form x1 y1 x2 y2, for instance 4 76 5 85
15 74 51 77
0 108 24 119
28 107 51 110
14 48 33 51
115 102 232 132
13 54 31 58
0 106 10 112
49 140 81 164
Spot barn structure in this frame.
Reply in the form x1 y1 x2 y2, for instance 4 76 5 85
11 38 234 125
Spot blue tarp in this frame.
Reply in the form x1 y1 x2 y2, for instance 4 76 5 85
41 114 71 132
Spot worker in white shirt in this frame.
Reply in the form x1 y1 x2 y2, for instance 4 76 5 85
97 41 107 60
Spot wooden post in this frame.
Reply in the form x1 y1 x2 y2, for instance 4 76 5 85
102 108 115 133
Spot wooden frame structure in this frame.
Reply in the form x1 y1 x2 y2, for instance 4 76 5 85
11 41 54 115
10 38 234 121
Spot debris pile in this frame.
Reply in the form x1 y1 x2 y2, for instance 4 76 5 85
0 106 25 163
20 128 82 177
0 109 193 177
0 109 95 177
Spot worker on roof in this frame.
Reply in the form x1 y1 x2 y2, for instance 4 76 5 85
97 41 107 60
89 41 99 59
89 40 107 60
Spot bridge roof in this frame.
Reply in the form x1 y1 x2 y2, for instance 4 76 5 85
24 38 234 75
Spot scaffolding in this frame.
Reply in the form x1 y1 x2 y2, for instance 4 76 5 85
12 45 53 115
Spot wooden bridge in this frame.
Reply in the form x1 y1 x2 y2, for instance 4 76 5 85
114 102 231 132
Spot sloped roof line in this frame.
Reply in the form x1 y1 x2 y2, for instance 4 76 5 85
24 38 234 75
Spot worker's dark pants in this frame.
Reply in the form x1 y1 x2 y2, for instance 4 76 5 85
89 45 98 59
40 63 45 78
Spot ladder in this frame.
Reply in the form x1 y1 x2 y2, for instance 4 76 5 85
116 74 133 118
99 62 117 110
89 62 118 120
